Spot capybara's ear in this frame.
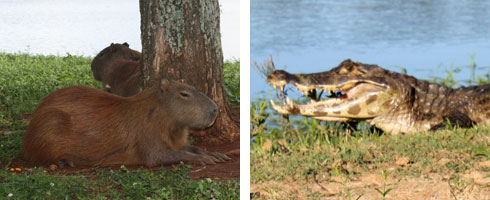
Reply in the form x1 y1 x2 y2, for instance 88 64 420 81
109 43 115 52
160 79 170 92
123 42 129 47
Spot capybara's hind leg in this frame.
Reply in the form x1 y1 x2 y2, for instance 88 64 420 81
23 109 72 165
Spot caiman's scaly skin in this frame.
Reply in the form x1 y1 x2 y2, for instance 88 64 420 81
267 59 490 134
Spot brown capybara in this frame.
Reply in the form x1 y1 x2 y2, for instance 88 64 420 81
91 42 141 83
104 59 141 97
23 79 231 167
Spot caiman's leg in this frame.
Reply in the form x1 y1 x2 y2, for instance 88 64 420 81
430 111 476 131
184 145 231 162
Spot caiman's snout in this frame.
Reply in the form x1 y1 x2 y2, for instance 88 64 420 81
267 62 393 122
267 70 300 89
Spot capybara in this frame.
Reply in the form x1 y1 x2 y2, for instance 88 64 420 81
23 79 231 167
91 42 141 83
91 42 142 97
104 59 141 97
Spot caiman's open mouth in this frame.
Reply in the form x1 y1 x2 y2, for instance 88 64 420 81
268 71 392 122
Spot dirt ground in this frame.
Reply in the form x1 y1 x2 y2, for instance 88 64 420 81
189 139 240 180
251 171 490 199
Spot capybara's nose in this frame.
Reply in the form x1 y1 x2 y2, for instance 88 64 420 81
208 108 218 118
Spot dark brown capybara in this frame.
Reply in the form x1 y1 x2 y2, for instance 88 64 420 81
91 42 141 83
104 59 141 97
23 79 231 167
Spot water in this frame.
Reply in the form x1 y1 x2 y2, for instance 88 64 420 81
0 0 239 59
251 0 490 100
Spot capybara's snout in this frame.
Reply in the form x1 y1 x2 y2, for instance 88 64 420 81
205 101 218 127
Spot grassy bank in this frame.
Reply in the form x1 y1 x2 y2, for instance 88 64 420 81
251 60 490 199
251 103 490 199
0 53 239 199
0 54 100 130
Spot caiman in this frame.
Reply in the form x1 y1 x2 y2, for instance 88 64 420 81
267 59 490 134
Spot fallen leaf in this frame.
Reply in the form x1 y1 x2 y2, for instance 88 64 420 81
1 130 16 136
438 158 451 166
263 140 272 151
225 149 240 156
49 164 57 171
395 156 410 166
477 160 490 168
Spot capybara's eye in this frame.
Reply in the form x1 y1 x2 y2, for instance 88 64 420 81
180 92 190 98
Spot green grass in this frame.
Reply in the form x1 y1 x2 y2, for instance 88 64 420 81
0 165 238 199
0 131 23 161
0 53 240 199
0 53 100 129
251 102 490 179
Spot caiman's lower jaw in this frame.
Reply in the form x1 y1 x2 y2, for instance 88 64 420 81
270 81 391 121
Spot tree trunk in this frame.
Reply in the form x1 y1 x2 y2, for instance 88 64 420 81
139 0 238 143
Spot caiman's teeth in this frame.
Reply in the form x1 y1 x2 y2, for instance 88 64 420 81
270 99 290 114
270 100 281 109
270 100 280 112
286 96 294 108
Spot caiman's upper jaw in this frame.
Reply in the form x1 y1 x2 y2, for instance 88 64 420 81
268 77 392 121
267 70 388 97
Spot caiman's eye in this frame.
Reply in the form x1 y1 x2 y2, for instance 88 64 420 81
357 66 368 74
339 65 354 74
346 65 354 71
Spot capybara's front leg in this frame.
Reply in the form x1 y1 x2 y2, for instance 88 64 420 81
159 149 220 166
184 145 231 163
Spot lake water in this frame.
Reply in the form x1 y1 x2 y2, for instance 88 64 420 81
251 0 490 100
0 0 239 60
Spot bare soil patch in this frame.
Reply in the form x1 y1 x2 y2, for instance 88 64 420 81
251 172 490 199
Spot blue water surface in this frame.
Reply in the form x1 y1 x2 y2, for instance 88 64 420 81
251 0 490 100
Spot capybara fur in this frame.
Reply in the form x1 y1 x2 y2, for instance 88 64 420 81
91 42 141 82
104 59 141 97
23 79 231 167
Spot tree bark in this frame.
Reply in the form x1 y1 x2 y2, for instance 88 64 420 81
139 0 238 143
